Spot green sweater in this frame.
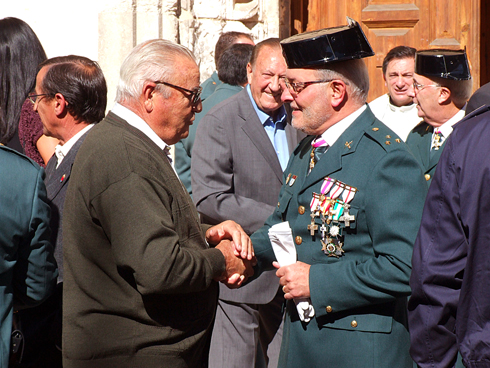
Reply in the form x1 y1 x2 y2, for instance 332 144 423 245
62 112 225 368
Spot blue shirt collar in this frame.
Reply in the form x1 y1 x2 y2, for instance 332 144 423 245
246 84 287 127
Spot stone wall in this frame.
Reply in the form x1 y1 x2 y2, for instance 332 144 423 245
97 0 283 104
2 0 287 107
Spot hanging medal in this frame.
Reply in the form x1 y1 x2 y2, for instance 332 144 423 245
341 185 357 204
328 181 344 199
321 177 336 195
315 178 358 258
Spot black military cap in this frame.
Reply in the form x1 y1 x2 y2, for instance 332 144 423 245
415 49 471 80
280 17 374 69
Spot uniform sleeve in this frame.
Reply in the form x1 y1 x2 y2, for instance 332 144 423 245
13 167 58 309
309 149 428 316
408 137 464 368
192 112 275 234
91 173 225 295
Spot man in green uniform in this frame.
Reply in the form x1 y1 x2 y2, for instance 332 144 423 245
406 49 472 185
249 19 428 368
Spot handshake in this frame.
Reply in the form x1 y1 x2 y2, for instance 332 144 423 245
206 220 256 289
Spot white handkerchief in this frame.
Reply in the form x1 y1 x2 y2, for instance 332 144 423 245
268 221 315 322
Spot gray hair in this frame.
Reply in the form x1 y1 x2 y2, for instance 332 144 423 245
431 76 473 108
316 58 370 105
116 39 197 103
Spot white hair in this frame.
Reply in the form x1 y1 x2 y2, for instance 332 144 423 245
115 39 197 103
316 58 370 105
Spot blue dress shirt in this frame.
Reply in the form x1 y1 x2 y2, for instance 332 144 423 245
246 85 289 171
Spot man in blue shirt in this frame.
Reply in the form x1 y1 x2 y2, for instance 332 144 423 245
175 43 253 196
192 38 302 368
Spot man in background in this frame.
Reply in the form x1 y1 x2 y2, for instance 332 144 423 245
192 38 301 368
406 49 472 185
16 55 107 368
369 46 421 141
200 31 254 101
175 43 253 196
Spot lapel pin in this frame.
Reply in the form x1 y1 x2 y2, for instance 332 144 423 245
345 141 353 149
60 174 66 183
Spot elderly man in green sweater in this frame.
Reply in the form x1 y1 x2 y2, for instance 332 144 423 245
62 39 254 368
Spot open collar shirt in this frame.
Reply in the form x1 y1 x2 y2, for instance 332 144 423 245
246 85 289 171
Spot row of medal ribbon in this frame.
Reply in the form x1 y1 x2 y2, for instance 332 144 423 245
310 177 358 219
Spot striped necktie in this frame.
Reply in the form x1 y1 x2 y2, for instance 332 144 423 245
309 137 329 172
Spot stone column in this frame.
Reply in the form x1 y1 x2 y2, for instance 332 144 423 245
192 0 281 81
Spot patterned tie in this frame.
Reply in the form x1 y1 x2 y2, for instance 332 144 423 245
431 130 444 151
309 137 329 173
54 145 64 169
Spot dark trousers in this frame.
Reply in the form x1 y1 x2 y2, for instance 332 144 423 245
10 283 62 368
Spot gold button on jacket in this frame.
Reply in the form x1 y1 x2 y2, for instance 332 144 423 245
298 206 305 215
326 306 333 313
295 236 302 245
425 174 431 181
351 320 358 328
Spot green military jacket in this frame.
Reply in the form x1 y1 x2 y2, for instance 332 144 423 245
251 106 428 368
406 121 444 185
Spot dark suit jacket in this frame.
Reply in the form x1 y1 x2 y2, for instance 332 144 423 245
406 121 444 185
175 83 243 196
250 107 428 368
62 112 225 368
408 105 490 368
192 88 301 304
45 130 90 282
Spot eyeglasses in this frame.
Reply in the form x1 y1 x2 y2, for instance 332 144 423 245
283 79 334 94
154 81 202 105
413 81 441 92
28 93 52 104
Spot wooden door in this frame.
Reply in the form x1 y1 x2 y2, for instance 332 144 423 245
290 0 481 102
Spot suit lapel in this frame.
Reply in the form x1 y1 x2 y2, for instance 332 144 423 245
45 131 90 201
285 123 299 155
416 124 433 169
238 90 284 182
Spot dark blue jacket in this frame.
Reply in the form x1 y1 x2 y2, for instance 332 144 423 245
409 105 490 368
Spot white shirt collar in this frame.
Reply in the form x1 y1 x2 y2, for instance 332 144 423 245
55 123 94 168
318 105 367 147
433 105 466 138
387 97 417 113
111 103 173 164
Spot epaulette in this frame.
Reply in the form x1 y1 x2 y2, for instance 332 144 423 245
0 145 41 169
364 121 404 152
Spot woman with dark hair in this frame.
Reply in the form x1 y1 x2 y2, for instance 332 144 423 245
0 17 57 166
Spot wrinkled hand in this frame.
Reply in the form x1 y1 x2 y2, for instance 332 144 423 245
273 261 311 299
206 220 254 261
215 240 255 288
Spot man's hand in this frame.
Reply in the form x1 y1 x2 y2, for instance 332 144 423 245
206 220 254 261
273 261 311 299
215 239 254 289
